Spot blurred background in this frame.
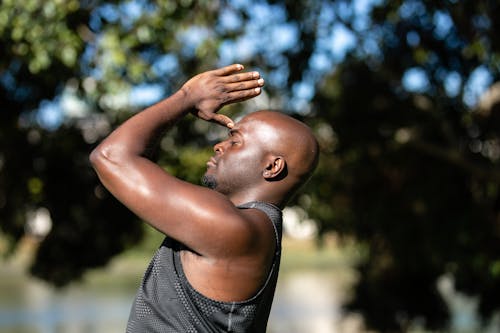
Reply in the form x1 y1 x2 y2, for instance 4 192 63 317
1 0 499 332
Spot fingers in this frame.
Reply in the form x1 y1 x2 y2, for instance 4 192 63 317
222 85 263 107
225 77 264 93
210 113 235 129
212 63 244 76
194 64 265 128
224 70 261 84
213 64 265 102
213 64 260 84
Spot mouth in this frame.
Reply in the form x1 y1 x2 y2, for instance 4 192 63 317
206 157 217 168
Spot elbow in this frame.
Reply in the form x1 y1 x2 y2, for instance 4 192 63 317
89 145 106 171
89 144 119 172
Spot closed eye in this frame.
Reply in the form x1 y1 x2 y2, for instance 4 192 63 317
228 129 242 146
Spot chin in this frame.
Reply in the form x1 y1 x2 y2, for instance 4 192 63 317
201 174 218 190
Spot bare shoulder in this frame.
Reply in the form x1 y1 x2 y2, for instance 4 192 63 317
237 206 277 253
198 203 276 258
181 206 278 302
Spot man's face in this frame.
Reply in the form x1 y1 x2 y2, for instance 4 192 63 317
203 116 272 195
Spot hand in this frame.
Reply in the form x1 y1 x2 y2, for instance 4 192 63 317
181 64 265 128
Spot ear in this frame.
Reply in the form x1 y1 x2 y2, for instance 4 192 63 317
263 156 287 180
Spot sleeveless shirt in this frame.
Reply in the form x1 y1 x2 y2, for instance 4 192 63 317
126 201 283 332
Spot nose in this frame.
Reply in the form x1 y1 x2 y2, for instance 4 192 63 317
213 141 225 155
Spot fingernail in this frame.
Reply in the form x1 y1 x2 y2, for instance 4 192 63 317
253 72 260 78
227 122 234 128
236 64 244 70
254 87 261 93
257 78 264 85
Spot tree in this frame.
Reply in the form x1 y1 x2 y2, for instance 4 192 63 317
0 0 320 287
305 0 500 330
1 0 499 330
0 0 225 285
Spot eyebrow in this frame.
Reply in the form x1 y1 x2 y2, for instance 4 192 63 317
229 129 242 137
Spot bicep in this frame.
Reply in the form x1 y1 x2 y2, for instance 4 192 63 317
92 153 250 256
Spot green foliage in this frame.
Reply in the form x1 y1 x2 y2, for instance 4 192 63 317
0 0 83 73
1 0 500 330
0 0 223 286
304 1 500 329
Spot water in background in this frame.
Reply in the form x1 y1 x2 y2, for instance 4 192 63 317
0 236 362 333
1 236 497 333
0 266 361 333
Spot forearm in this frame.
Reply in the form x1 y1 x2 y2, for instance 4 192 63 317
90 64 263 197
91 88 190 163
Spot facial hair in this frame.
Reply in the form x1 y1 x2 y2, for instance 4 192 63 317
201 174 217 190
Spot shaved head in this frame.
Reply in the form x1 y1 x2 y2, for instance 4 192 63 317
204 109 319 207
238 110 319 193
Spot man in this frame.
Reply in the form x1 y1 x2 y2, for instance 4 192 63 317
90 64 319 332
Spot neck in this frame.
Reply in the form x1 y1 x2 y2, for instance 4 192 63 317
226 188 285 209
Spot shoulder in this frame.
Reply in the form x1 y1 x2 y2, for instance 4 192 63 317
231 205 278 257
194 202 277 259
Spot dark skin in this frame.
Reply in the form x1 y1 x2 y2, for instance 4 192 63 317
90 64 318 302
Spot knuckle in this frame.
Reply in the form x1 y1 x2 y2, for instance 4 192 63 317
240 91 252 98
216 84 227 93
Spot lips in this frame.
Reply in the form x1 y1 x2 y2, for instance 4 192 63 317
206 157 217 168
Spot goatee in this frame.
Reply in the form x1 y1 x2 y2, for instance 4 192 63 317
201 174 217 189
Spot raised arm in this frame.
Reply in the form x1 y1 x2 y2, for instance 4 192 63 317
89 64 265 256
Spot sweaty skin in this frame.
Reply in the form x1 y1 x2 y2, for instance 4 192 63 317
90 64 318 302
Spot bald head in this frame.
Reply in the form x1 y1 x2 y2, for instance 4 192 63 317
239 110 319 191
205 110 319 207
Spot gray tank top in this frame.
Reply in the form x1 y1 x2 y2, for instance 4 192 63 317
126 201 282 332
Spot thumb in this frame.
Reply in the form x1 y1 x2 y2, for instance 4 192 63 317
211 113 234 128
